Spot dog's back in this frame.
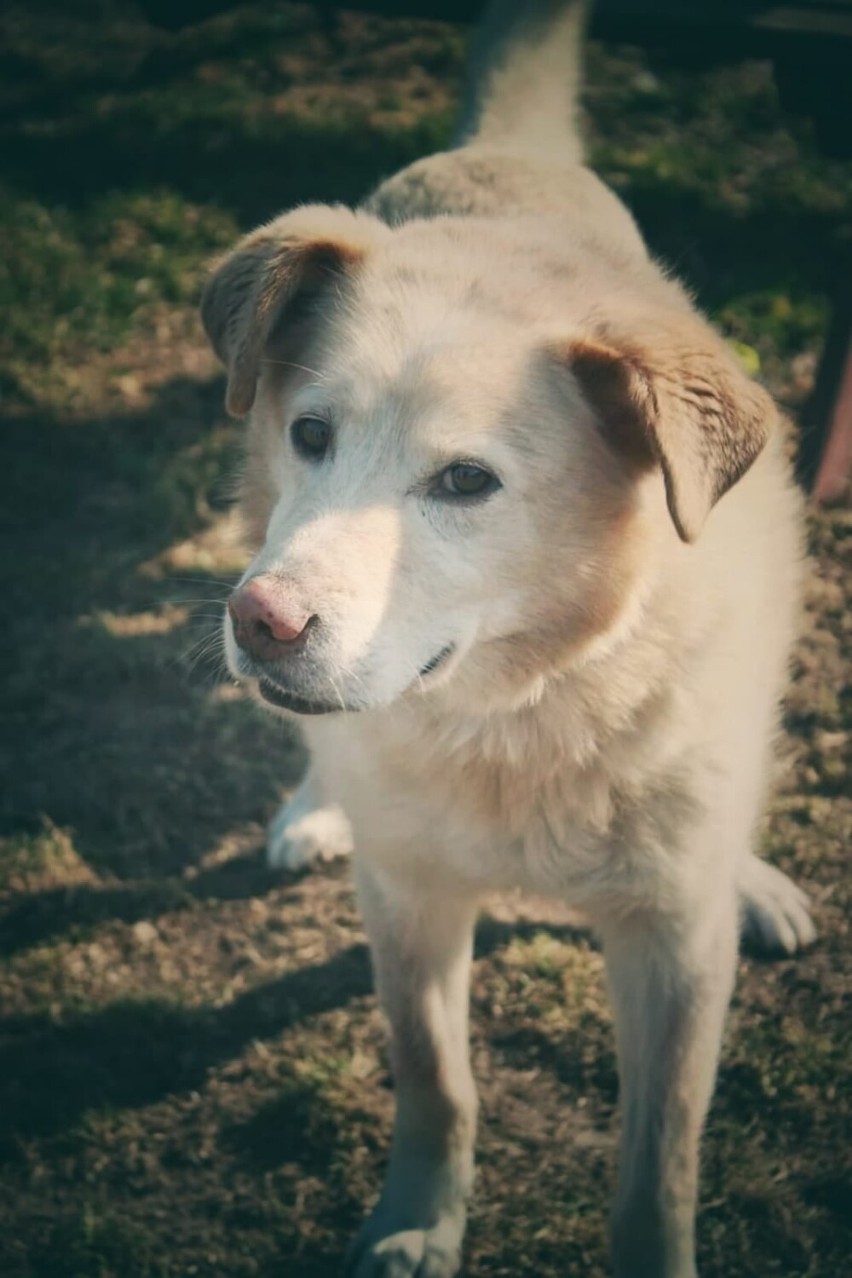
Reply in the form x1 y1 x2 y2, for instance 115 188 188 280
366 0 645 256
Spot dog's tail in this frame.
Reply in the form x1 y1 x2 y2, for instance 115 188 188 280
455 0 590 162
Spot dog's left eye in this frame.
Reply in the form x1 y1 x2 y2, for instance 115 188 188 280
434 462 500 500
291 415 332 459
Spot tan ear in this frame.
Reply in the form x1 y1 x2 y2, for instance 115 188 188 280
563 325 776 542
201 204 387 416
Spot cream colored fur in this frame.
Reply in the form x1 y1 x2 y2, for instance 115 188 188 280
201 3 815 1274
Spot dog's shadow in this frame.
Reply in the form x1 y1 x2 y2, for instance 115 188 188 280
0 913 598 1156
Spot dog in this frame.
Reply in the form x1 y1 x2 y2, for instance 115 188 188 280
201 3 815 1274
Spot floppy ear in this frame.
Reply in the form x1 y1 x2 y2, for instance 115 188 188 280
560 324 776 542
201 204 387 416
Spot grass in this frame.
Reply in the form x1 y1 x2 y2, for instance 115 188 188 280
0 3 850 1276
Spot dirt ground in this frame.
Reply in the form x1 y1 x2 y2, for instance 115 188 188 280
0 4 850 1276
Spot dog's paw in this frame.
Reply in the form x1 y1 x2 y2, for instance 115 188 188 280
347 1218 463 1278
266 797 353 871
739 854 816 956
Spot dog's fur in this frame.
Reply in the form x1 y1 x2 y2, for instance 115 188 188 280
201 4 815 1274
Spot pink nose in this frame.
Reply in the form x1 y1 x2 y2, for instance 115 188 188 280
227 576 314 662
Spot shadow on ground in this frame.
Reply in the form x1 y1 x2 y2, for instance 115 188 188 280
0 913 600 1139
1 373 305 881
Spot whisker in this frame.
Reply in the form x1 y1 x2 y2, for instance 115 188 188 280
335 659 372 706
152 596 231 609
179 640 221 673
174 624 227 672
183 608 229 617
327 673 346 713
260 357 325 379
164 575 239 588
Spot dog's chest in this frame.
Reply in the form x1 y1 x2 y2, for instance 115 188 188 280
319 684 699 903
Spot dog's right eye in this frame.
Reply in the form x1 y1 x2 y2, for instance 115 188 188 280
291 415 332 460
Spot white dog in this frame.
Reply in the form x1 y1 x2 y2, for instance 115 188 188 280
201 3 815 1274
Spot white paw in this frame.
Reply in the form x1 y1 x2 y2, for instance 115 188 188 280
347 1213 464 1278
266 796 354 871
739 855 816 956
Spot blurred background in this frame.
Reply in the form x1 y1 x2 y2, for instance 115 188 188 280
0 3 850 1275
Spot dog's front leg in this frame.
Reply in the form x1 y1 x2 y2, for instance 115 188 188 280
599 890 739 1278
347 860 479 1278
267 765 354 870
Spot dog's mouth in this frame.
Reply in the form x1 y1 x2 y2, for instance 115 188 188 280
418 644 455 678
254 645 455 715
257 678 344 715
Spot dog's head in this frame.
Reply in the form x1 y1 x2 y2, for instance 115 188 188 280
202 205 775 716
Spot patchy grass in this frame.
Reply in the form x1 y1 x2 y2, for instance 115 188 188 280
0 3 850 1277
